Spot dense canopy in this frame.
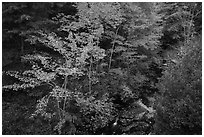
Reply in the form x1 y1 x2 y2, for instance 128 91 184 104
2 2 202 135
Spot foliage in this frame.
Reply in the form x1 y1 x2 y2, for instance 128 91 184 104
2 2 201 135
159 2 202 49
154 37 202 134
3 2 161 134
2 2 75 68
3 2 110 134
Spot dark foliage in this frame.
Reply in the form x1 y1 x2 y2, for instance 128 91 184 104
2 2 201 135
154 38 202 135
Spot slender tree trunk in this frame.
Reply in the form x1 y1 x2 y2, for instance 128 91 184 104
108 27 120 71
63 75 68 111
89 56 93 92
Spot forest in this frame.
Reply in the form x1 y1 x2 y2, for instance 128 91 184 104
2 2 202 135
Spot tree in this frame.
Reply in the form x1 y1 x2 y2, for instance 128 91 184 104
2 2 75 67
3 2 114 134
159 2 202 49
154 37 202 134
4 2 192 135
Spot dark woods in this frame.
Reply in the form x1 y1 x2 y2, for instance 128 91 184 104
2 2 202 135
